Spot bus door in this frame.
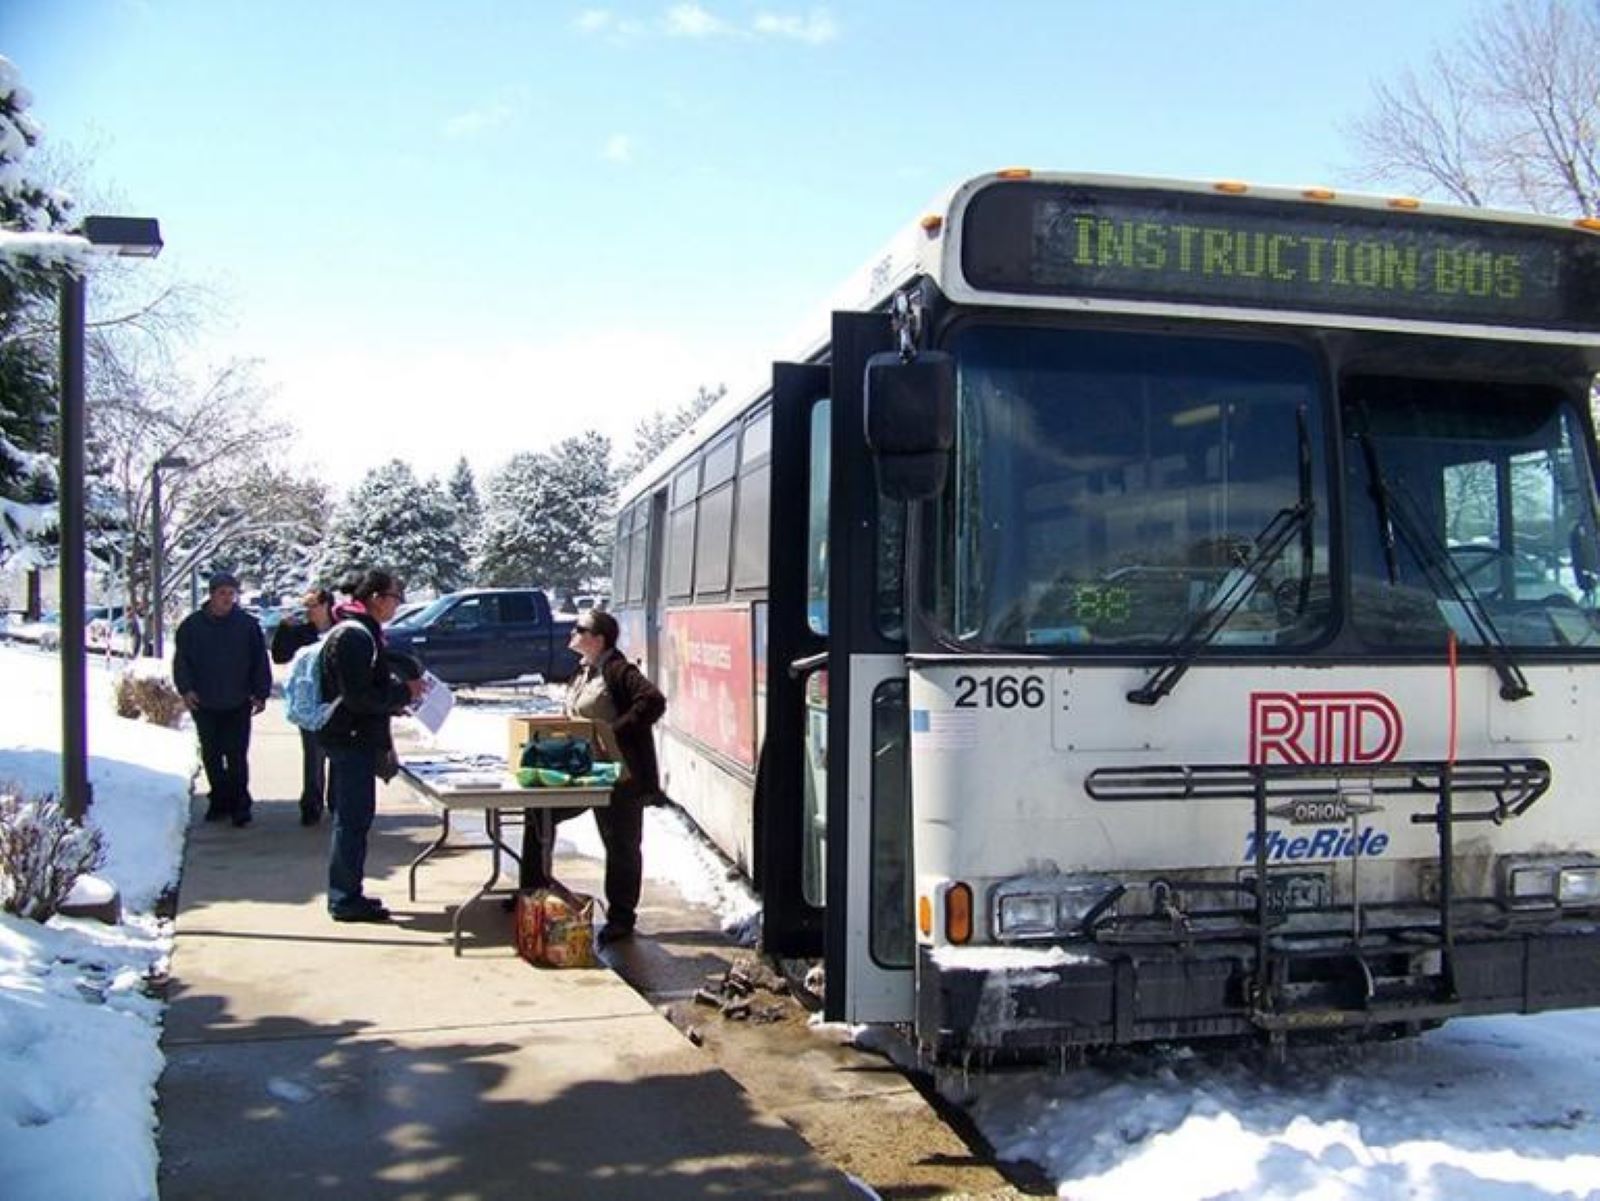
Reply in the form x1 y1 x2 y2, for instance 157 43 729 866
758 315 914 1023
759 362 830 957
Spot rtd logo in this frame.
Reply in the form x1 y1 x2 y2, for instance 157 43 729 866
1249 691 1404 765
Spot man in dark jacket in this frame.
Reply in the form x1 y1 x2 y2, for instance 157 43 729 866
173 572 273 826
316 570 425 922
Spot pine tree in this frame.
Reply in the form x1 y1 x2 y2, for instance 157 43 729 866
222 470 332 600
477 432 615 594
446 455 483 562
0 55 73 561
616 384 724 485
319 461 467 594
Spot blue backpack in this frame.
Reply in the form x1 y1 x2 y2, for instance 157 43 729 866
283 620 367 731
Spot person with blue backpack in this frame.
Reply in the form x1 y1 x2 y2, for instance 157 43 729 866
272 587 336 826
313 570 427 923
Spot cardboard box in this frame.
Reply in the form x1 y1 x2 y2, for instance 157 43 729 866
507 714 620 771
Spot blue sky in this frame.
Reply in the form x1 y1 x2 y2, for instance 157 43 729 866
2 0 1484 488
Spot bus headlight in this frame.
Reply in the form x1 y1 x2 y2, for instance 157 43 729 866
1558 866 1600 905
1507 865 1557 905
991 874 1121 942
1502 857 1600 909
995 894 1057 938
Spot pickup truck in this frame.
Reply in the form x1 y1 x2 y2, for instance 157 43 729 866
382 588 580 686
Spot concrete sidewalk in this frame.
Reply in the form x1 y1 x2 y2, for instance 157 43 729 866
157 705 861 1200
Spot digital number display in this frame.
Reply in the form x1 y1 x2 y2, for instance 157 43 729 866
961 182 1600 332
1068 584 1131 624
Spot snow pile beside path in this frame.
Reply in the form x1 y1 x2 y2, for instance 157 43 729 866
0 647 194 1201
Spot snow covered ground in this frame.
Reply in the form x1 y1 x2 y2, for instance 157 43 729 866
5 641 1600 1200
959 1020 1600 1199
0 646 192 1201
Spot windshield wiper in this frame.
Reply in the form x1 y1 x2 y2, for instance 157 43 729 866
1129 406 1317 707
1126 499 1314 705
1358 434 1531 702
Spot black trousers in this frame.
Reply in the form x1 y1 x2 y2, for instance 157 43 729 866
518 789 644 928
299 729 327 814
193 704 253 818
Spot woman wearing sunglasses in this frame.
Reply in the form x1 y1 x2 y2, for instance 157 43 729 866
519 608 665 945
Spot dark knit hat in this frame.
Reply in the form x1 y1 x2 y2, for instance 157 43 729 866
207 571 240 592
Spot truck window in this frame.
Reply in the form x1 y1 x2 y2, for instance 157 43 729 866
447 598 486 629
501 593 537 623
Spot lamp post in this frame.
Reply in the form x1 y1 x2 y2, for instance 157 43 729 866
60 215 163 822
149 453 189 658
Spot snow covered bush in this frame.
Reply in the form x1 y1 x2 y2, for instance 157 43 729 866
112 662 187 728
0 783 106 921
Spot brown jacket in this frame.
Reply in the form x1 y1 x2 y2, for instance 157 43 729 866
600 653 666 800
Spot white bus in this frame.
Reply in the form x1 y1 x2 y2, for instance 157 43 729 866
612 170 1600 1060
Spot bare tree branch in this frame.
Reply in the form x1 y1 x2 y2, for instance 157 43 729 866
1346 0 1600 214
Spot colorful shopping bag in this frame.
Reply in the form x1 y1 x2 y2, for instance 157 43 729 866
514 887 597 968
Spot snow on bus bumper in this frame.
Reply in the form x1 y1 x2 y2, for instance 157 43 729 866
914 923 1600 1059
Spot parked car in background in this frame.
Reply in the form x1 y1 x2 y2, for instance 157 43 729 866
6 611 62 648
87 613 139 656
385 600 428 628
244 604 292 642
383 588 579 685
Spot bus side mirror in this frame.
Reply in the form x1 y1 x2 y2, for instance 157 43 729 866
863 350 955 500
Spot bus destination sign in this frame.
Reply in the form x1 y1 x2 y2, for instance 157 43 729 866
961 182 1600 332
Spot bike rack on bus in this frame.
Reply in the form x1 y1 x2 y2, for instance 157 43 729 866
1084 758 1551 1030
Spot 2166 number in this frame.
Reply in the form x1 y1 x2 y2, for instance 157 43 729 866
953 674 1046 709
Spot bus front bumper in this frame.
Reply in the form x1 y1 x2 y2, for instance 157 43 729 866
914 925 1600 1060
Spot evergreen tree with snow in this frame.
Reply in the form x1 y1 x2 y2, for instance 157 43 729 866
318 460 467 594
222 470 331 600
616 384 724 486
446 455 482 562
477 432 614 595
0 56 73 561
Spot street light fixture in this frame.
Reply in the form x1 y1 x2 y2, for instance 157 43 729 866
59 215 164 822
149 454 190 658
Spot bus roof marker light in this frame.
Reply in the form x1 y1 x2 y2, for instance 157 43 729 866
1302 187 1336 201
996 167 1033 180
1214 180 1249 195
1576 217 1600 233
920 215 944 236
1388 196 1423 210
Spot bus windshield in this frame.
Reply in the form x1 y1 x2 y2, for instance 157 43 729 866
1345 376 1600 650
932 325 1331 650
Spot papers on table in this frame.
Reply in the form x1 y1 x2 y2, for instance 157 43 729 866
402 754 509 792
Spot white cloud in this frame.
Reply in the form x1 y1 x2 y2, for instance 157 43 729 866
753 9 838 44
442 104 514 139
572 7 650 38
440 88 529 139
602 133 633 164
573 5 838 44
664 3 731 37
